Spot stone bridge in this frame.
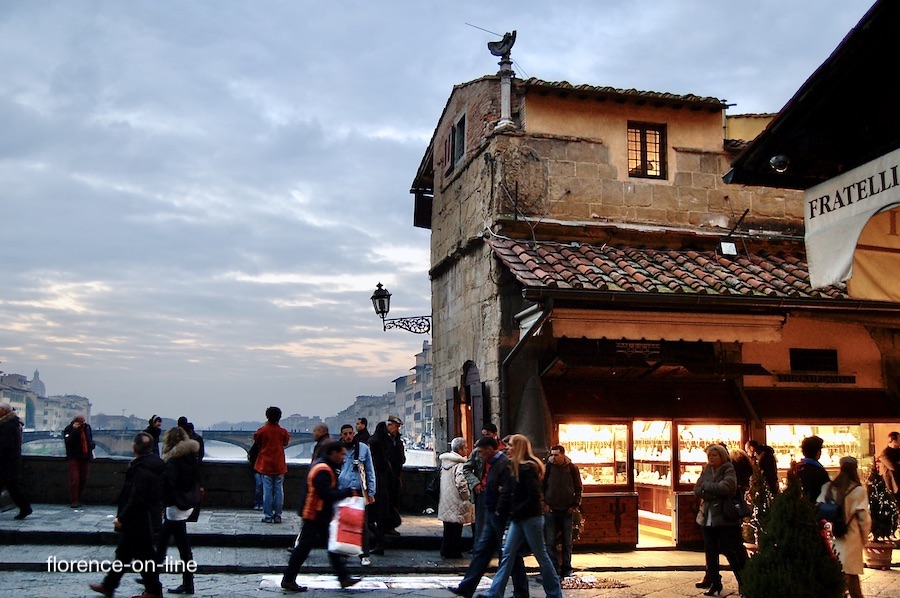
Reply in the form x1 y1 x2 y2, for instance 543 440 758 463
23 429 316 458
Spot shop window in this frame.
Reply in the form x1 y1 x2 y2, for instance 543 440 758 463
627 122 667 179
789 348 838 372
558 423 628 486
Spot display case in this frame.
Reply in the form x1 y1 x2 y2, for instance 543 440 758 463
676 424 743 487
633 420 672 487
766 424 863 474
558 423 629 487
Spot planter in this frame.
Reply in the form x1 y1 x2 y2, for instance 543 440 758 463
864 541 894 570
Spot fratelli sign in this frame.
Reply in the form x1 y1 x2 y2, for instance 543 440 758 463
805 146 900 289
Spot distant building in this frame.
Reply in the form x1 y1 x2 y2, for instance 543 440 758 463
29 370 46 398
36 394 91 431
0 374 36 427
392 340 433 446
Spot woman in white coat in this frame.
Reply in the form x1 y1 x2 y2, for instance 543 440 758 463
817 456 871 598
438 437 475 558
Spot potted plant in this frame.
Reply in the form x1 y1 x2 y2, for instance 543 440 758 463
864 465 899 570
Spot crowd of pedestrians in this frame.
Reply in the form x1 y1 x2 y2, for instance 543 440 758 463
6 401 900 597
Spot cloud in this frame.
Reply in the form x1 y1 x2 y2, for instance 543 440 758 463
0 0 874 425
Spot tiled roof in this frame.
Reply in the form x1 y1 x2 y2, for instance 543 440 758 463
519 78 727 109
487 237 849 300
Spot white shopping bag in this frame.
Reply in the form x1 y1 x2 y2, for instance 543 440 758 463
328 495 366 555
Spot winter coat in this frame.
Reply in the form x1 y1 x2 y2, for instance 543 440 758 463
63 422 95 461
162 439 202 510
877 446 900 496
462 447 485 504
797 458 831 503
0 411 24 481
437 451 474 525
817 482 871 575
253 421 290 476
497 459 545 522
117 453 165 536
694 461 739 527
543 456 583 511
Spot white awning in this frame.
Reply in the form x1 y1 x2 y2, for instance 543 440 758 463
805 146 900 288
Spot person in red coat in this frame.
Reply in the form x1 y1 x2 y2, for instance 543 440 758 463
253 406 290 523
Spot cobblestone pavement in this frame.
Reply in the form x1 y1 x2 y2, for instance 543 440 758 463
3 569 900 598
3 506 900 597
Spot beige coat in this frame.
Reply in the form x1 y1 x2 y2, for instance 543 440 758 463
437 451 474 525
817 482 871 575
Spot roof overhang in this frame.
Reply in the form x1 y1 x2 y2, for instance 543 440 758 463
724 0 900 190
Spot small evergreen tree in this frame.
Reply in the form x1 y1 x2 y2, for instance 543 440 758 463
866 465 899 542
744 461 773 545
740 468 845 598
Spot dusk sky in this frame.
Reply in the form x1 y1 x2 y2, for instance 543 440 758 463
0 1 875 427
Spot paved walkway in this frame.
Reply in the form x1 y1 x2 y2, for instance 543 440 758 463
2 504 900 597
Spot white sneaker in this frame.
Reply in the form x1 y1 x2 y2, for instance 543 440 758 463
360 557 371 566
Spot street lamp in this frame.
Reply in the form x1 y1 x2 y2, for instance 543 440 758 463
370 282 431 334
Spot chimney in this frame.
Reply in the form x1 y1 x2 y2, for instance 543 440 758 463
487 31 517 131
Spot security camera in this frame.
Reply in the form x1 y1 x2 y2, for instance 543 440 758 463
769 155 790 174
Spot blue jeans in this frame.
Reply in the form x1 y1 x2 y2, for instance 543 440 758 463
455 511 528 598
544 510 574 575
487 515 562 598
261 474 284 519
253 472 264 509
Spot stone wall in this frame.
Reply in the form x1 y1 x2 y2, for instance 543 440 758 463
18 456 438 514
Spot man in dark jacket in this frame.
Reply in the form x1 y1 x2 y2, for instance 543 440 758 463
355 417 371 444
64 415 95 508
451 435 528 598
177 416 205 463
0 402 32 520
796 435 831 503
370 416 405 535
90 432 165 598
281 440 360 592
543 444 582 577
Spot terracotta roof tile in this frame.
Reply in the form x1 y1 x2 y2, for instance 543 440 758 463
486 238 849 300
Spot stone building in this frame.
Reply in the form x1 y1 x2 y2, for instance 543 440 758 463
410 42 900 546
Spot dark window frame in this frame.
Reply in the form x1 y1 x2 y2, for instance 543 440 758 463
789 348 839 372
627 121 667 179
444 113 466 174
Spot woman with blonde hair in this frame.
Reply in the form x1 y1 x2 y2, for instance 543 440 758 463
693 443 746 596
481 434 562 598
817 456 871 598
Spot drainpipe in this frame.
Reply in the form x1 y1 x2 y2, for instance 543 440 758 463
499 300 553 434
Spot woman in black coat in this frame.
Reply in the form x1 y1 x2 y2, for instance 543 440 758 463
693 444 747 596
158 426 201 594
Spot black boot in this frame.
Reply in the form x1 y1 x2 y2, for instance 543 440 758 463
695 575 712 589
703 577 723 596
169 572 194 594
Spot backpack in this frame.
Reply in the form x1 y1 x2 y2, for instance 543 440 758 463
817 483 853 538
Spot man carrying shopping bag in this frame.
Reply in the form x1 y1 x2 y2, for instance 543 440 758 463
281 440 362 592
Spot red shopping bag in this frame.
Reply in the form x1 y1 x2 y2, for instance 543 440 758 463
328 496 366 555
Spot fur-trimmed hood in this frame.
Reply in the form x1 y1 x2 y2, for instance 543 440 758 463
162 438 200 461
0 411 22 427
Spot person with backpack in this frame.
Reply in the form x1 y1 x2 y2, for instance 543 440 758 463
817 457 871 598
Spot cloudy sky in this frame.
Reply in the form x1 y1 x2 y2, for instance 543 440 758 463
0 0 875 427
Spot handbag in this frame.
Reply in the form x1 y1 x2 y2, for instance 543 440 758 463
723 492 751 520
328 495 366 556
